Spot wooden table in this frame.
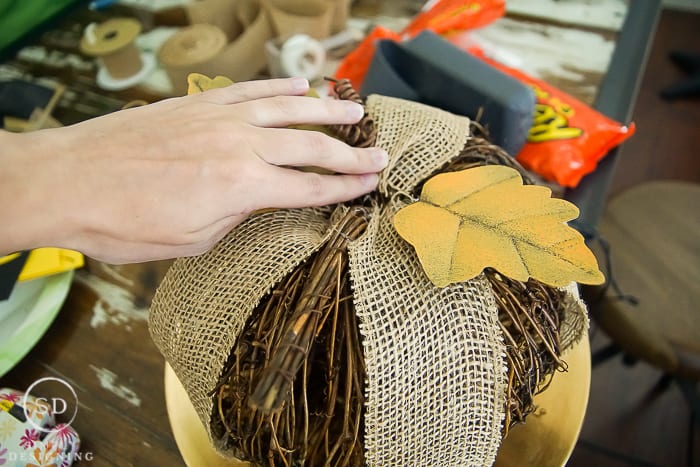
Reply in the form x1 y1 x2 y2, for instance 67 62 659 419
1 260 180 465
0 1 659 465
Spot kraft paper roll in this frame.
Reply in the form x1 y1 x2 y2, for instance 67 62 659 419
159 24 227 95
159 7 273 96
263 0 333 40
80 18 143 80
329 0 351 34
185 0 243 41
235 0 261 27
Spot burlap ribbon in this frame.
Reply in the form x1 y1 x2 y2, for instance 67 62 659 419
149 95 587 465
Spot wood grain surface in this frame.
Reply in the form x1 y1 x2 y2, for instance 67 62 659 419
1 261 182 466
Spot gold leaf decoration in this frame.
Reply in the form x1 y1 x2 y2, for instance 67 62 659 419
393 165 605 288
187 73 234 94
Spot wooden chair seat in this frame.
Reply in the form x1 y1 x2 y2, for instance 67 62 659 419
584 181 700 380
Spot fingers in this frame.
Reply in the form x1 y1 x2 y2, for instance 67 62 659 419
237 96 365 128
190 77 365 128
253 167 379 209
197 77 310 105
250 128 388 174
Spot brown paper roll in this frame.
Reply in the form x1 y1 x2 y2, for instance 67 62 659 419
235 0 261 27
159 7 273 96
159 24 228 95
329 0 351 34
263 0 333 40
80 18 143 80
185 0 243 41
214 5 273 80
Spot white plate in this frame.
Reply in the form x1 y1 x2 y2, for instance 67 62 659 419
0 271 74 377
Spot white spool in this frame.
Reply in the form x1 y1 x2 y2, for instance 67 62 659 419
278 34 326 80
96 51 156 91
80 18 155 91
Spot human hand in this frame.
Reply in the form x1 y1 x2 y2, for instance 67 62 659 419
0 78 387 263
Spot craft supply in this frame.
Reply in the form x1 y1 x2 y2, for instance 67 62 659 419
329 0 352 34
80 18 155 91
149 78 591 466
0 247 83 302
279 34 325 78
333 0 506 92
0 251 29 301
15 248 84 282
158 24 227 95
0 80 55 121
327 77 376 147
265 0 333 40
185 0 241 41
394 165 604 288
159 10 272 95
265 34 326 80
361 32 536 156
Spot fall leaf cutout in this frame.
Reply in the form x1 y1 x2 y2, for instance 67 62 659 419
394 165 605 288
185 73 320 97
187 73 234 94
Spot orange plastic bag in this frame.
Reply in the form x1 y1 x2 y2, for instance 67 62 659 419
402 0 505 38
333 26 401 91
334 0 505 91
469 52 635 188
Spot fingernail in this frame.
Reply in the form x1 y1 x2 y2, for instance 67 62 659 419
361 173 379 187
372 148 389 168
291 77 309 91
344 101 364 120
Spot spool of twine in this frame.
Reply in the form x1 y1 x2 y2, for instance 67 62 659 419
80 18 143 80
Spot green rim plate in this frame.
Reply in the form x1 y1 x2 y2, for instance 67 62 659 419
0 271 74 378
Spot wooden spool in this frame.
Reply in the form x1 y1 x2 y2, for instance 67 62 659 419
80 18 143 80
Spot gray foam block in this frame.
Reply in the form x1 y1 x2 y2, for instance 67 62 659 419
360 31 535 156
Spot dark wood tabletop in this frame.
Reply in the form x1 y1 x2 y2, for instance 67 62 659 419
2 260 182 466
0 1 659 466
